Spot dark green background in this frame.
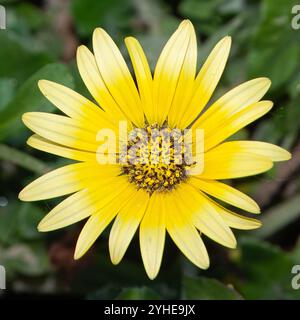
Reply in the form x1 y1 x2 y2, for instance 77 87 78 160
0 0 300 299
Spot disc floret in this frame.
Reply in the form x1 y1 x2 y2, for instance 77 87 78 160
121 124 192 193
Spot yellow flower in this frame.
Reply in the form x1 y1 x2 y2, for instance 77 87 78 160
19 20 291 279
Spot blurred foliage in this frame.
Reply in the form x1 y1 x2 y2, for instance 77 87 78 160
181 275 242 300
0 0 299 299
0 63 74 140
235 237 300 299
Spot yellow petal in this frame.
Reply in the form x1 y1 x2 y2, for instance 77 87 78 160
218 141 291 162
27 135 97 162
109 189 149 264
177 184 237 248
74 184 138 259
188 177 260 214
194 192 261 230
153 20 194 125
93 28 144 127
167 22 197 128
201 100 274 151
199 144 273 179
193 77 271 130
22 112 100 152
76 45 128 125
179 36 231 129
38 176 130 232
139 192 166 280
18 162 119 201
165 191 210 269
38 80 113 130
38 189 92 232
125 37 154 124
216 205 262 230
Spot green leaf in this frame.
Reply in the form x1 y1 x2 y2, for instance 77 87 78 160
17 202 45 240
0 200 19 245
0 200 46 244
182 275 243 300
248 0 300 89
253 91 300 149
117 287 161 300
249 43 299 90
181 1 224 35
71 0 132 38
219 0 245 15
0 78 16 112
14 3 47 31
179 0 222 20
288 71 300 99
254 194 300 239
0 63 74 140
0 31 53 84
235 237 300 299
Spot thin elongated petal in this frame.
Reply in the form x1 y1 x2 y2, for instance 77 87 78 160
42 190 94 232
109 189 149 264
200 101 273 151
76 45 128 124
18 162 119 201
22 112 100 152
125 37 154 124
177 184 236 248
74 184 138 259
38 178 127 231
179 36 231 128
217 141 291 162
188 177 260 213
199 144 273 179
192 190 262 230
38 189 97 232
19 163 87 201
193 77 271 130
27 135 97 162
165 191 210 269
38 189 93 232
153 20 194 125
93 28 144 127
38 80 113 130
167 23 197 128
140 192 166 280
213 202 262 230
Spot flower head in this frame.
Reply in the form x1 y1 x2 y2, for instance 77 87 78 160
19 20 291 279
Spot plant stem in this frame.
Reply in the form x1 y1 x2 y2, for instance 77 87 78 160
0 143 50 174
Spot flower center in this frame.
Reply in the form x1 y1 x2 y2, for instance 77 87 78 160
121 124 193 193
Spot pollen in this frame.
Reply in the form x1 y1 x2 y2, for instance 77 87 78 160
121 124 193 193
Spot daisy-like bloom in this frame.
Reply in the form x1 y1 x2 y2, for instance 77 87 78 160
19 20 291 279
